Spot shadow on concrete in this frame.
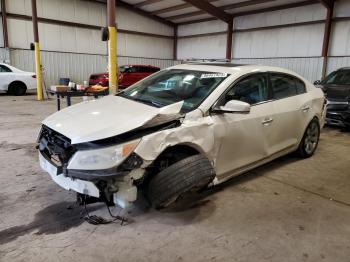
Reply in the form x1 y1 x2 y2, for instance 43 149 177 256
126 153 301 225
0 201 101 245
207 154 300 195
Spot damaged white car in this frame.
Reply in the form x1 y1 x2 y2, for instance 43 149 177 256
38 63 325 209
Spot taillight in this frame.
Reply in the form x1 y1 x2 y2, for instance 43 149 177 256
32 75 36 78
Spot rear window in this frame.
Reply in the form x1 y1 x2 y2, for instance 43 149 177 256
0 65 12 72
270 73 306 99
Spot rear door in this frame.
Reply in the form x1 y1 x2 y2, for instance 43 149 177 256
268 73 311 154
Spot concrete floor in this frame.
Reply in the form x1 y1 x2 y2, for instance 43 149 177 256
0 94 349 262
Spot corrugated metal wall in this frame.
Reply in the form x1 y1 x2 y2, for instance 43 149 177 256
8 48 179 86
0 0 178 87
232 57 324 82
178 20 227 59
177 0 350 82
0 48 10 62
327 57 350 73
5 0 173 58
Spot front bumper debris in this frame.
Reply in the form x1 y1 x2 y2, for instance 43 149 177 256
325 101 350 128
39 151 100 197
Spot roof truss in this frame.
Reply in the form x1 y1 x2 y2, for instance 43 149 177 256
181 0 232 23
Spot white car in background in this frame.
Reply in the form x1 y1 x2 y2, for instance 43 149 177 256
0 63 37 95
38 63 326 209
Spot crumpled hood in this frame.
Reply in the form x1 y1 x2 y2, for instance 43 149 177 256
42 96 183 144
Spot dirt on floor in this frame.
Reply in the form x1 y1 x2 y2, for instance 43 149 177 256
0 94 349 262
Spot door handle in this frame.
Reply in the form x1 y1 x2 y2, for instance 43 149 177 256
262 117 274 125
301 106 310 112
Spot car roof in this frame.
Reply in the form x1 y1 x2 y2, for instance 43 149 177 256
185 62 245 67
168 63 308 82
171 63 293 73
121 64 160 68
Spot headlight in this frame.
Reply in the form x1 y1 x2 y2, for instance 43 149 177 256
67 139 140 170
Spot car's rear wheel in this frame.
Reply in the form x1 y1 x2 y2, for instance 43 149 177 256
297 118 320 158
8 82 27 96
147 154 215 209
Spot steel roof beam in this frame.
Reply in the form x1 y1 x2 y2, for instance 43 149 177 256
181 0 232 23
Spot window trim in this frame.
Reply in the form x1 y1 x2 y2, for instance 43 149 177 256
210 72 272 112
268 72 307 101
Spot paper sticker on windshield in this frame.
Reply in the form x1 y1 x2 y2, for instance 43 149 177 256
200 73 227 79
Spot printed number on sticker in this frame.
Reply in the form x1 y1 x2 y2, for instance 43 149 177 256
200 73 227 79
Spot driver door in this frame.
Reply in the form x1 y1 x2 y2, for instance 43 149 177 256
211 73 275 179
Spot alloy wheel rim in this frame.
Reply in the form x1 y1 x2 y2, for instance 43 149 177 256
304 122 319 154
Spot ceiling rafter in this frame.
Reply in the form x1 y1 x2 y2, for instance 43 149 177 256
181 0 232 23
177 0 319 25
134 0 163 8
221 0 278 11
318 0 332 8
165 0 277 21
232 0 319 17
151 0 218 15
116 0 175 26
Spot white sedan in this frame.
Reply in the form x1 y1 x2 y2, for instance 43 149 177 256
38 63 326 209
0 63 37 95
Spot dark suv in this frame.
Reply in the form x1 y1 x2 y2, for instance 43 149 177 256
314 67 350 129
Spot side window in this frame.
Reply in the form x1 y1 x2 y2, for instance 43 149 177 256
0 65 12 72
270 73 297 99
128 66 138 73
295 78 306 94
226 74 269 105
151 67 160 73
138 66 149 73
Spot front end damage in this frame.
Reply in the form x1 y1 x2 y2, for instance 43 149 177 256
37 119 181 208
37 94 221 209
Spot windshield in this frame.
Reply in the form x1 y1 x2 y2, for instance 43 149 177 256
322 70 350 85
118 69 230 112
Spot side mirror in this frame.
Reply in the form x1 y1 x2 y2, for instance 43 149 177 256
213 100 251 114
314 80 321 86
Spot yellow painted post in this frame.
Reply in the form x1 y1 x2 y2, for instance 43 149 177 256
31 0 43 101
34 42 43 100
107 0 117 95
108 26 117 94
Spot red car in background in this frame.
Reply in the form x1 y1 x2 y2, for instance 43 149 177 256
89 65 160 89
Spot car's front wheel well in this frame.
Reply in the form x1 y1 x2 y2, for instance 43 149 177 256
151 144 200 170
144 144 201 181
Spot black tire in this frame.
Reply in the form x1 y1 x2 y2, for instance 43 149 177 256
8 82 27 96
147 154 215 209
297 118 320 158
